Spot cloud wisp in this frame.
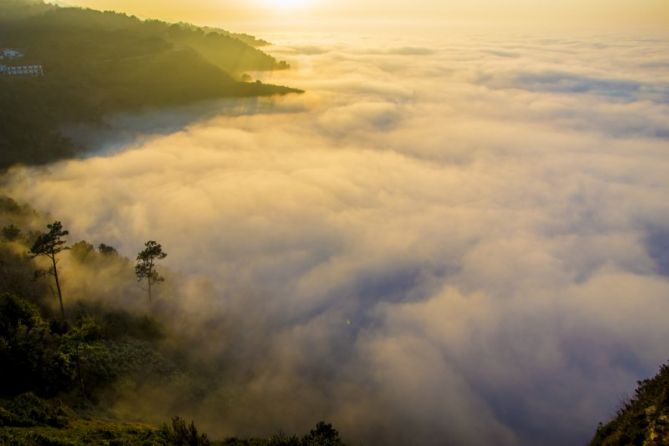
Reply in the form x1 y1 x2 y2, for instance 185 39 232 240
4 29 669 445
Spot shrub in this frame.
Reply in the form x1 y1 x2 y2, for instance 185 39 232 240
0 392 69 427
0 294 76 397
158 416 210 446
301 422 344 446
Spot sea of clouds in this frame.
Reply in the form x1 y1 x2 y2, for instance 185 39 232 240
4 25 669 445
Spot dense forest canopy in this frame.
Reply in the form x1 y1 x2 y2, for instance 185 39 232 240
0 0 300 169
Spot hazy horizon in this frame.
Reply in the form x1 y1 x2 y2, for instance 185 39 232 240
62 0 669 32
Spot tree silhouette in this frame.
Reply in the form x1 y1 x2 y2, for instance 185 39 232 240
2 224 21 241
30 221 69 319
97 243 118 256
302 421 344 446
135 240 167 305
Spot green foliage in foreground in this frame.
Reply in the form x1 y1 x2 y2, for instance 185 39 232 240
590 363 669 446
0 393 344 446
0 405 163 445
0 0 301 169
0 204 347 445
0 393 70 428
0 289 346 445
220 422 344 446
0 293 174 399
159 417 210 446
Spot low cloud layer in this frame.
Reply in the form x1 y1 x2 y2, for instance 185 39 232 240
4 29 669 445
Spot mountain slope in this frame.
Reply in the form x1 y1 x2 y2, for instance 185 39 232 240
590 363 669 446
7 6 288 74
0 0 300 169
0 196 346 446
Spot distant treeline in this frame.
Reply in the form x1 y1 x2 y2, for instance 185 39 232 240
0 0 301 169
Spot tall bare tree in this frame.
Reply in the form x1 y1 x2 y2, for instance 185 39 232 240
30 221 69 319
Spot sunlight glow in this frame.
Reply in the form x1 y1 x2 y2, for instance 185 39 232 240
258 0 313 11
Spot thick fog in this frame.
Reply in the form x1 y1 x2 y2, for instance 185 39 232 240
4 27 669 445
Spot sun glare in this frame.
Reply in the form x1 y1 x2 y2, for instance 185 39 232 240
260 0 312 11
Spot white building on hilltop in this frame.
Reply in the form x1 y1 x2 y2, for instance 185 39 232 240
0 63 44 76
0 48 24 60
0 47 44 76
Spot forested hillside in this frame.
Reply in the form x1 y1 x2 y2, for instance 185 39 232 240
0 0 300 169
0 196 344 445
590 364 669 446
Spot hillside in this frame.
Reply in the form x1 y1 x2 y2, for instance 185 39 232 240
0 0 300 169
0 196 344 445
590 364 669 445
0 0 287 73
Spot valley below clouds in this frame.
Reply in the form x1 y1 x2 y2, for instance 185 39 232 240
4 26 669 445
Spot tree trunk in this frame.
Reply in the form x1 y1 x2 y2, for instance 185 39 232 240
51 254 65 320
147 273 152 305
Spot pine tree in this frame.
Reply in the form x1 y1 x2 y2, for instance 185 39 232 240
135 240 167 305
30 221 69 319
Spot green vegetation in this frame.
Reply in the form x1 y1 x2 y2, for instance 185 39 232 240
0 291 175 400
0 196 346 444
590 363 669 446
1 415 162 445
220 422 345 446
0 400 207 445
0 0 301 169
0 406 344 446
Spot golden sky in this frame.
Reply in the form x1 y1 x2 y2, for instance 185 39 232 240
65 0 669 29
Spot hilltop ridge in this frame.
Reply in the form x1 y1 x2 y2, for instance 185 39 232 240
590 363 669 446
0 0 301 169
